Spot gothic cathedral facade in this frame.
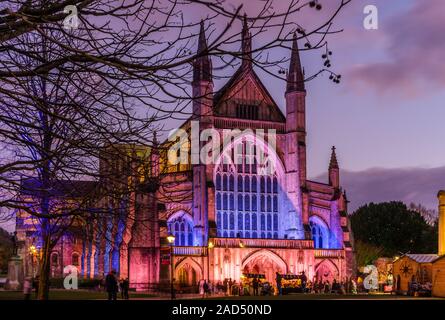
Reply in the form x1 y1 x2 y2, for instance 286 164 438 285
16 18 355 290
126 19 355 289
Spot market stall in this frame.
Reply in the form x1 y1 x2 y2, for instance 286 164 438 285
281 274 306 294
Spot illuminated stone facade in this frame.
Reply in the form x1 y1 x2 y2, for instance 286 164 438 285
15 19 355 290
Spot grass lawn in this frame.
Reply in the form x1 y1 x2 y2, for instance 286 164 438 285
0 289 157 300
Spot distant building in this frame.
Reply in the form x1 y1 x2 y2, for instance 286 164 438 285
392 191 445 296
393 254 438 293
432 191 445 297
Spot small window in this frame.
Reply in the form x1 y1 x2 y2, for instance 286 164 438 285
51 253 59 266
236 104 258 120
72 253 80 266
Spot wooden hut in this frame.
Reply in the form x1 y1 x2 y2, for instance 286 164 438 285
432 254 445 297
393 254 438 294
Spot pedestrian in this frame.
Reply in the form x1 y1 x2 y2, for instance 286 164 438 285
324 280 330 294
105 270 118 300
23 277 32 300
199 279 205 297
275 272 282 295
203 280 209 298
122 278 129 299
252 278 259 296
340 282 346 295
332 279 338 294
33 276 39 298
207 281 213 296
119 279 125 299
301 271 307 293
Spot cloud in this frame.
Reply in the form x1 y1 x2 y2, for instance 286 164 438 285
345 0 445 96
315 166 445 212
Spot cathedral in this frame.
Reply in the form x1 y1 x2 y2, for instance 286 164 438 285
16 18 355 291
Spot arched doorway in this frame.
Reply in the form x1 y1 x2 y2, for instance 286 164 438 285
175 258 202 293
242 250 287 283
177 265 197 286
315 260 339 283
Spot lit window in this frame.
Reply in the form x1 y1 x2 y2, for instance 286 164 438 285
51 253 59 266
215 139 281 239
310 219 329 249
167 214 194 246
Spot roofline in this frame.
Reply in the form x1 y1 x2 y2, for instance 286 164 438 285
213 66 286 122
394 253 440 264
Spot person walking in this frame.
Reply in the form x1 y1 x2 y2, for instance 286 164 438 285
122 278 129 299
33 276 39 299
301 271 307 293
105 270 118 300
252 278 259 296
23 277 32 300
324 280 330 294
275 272 282 296
203 280 209 298
199 279 205 297
119 279 125 299
228 278 233 295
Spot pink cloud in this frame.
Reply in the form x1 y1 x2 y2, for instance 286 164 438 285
345 0 445 97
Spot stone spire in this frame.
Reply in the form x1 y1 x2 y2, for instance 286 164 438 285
286 33 305 93
329 146 340 188
152 131 159 151
241 13 252 68
329 146 339 169
193 20 212 83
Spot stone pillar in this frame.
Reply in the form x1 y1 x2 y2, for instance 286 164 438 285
6 256 24 290
438 190 445 255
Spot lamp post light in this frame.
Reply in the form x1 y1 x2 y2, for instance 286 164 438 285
207 241 214 282
167 234 176 299
29 245 37 277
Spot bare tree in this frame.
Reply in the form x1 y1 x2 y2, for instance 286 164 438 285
409 203 438 227
0 0 351 299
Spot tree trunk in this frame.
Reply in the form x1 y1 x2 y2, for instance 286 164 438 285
37 233 52 300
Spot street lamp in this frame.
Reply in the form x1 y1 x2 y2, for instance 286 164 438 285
207 241 214 282
29 245 37 277
167 234 176 299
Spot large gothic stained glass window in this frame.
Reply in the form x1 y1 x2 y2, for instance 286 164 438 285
215 138 281 239
168 215 194 246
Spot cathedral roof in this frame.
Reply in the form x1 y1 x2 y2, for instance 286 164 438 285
20 178 98 198
212 66 285 122
212 15 285 122
400 254 439 264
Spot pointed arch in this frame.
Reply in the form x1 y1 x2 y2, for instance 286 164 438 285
309 215 330 249
175 257 203 281
241 249 288 274
213 131 289 239
167 210 194 246
315 259 339 282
